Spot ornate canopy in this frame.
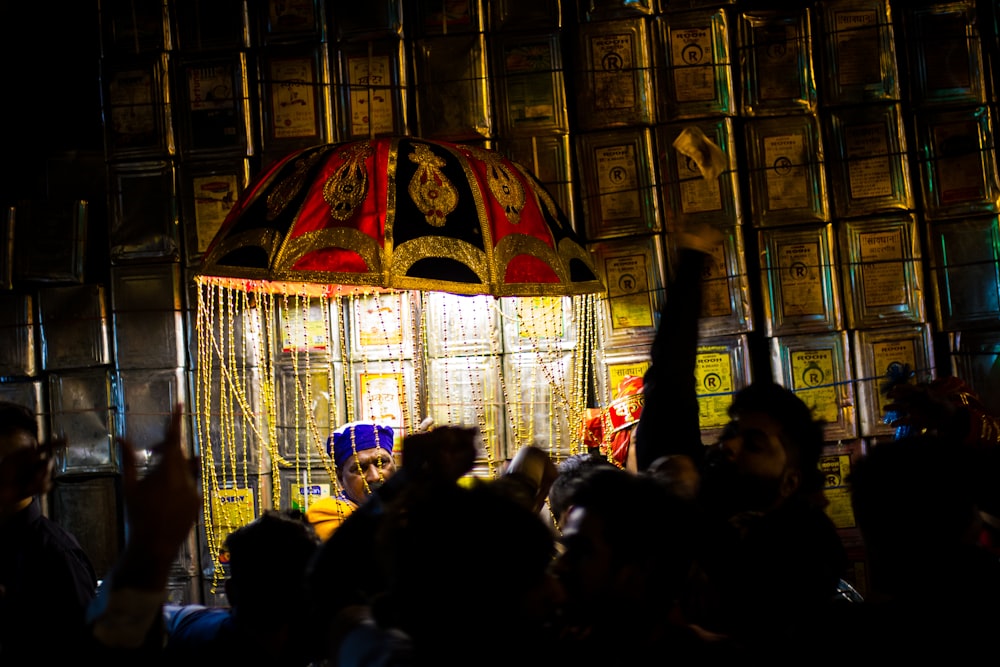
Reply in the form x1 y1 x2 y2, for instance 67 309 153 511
198 136 605 297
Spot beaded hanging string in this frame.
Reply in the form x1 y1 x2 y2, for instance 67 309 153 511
523 298 541 452
499 299 524 451
224 286 242 522
372 290 412 437
435 295 452 425
544 297 563 458
211 282 233 593
525 323 539 451
242 290 269 512
569 294 595 457
252 288 280 512
278 289 339 496
199 283 249 593
409 292 423 431
317 289 338 482
551 298 564 456
575 294 601 455
567 295 585 459
486 299 508 478
482 297 503 467
279 292 306 501
519 297 572 454
279 292 299 468
339 290 354 423
332 290 352 499
353 292 370 422
455 296 491 467
514 298 544 452
368 285 391 488
591 293 619 466
549 298 573 457
195 279 221 584
198 282 284 594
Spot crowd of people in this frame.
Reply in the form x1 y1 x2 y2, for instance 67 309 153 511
3 226 1000 665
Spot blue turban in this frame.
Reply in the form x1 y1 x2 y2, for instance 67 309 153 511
328 422 395 470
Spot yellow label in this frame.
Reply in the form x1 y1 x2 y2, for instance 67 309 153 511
605 254 654 329
778 241 825 317
516 297 566 339
871 339 916 418
695 348 734 428
608 361 649 393
360 372 405 431
212 487 255 564
701 243 731 318
291 483 331 513
282 305 329 352
358 296 405 347
790 348 839 425
858 228 905 308
820 454 855 529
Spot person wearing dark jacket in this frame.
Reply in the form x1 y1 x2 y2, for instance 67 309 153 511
0 401 98 665
631 227 849 658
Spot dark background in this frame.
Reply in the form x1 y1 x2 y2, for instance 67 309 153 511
1 2 103 193
0 1 106 274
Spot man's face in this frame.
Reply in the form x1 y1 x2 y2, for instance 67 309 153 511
337 447 396 505
699 410 799 517
0 429 34 459
0 428 40 513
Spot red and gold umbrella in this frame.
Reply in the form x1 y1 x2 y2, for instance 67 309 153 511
198 136 604 297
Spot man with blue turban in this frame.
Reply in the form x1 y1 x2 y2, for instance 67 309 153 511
306 421 396 540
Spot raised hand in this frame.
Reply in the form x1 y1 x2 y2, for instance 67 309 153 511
113 404 201 591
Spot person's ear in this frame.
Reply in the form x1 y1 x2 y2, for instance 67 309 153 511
780 468 801 499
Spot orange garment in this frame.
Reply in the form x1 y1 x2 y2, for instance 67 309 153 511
305 496 357 541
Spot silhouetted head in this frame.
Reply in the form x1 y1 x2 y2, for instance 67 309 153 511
700 382 825 518
223 509 321 624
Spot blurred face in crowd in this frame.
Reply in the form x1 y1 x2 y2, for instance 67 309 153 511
0 428 34 459
338 446 396 505
700 410 801 518
0 426 41 515
551 505 617 622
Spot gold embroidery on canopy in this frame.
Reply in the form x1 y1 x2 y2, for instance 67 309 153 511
391 237 490 285
526 177 565 231
494 234 567 284
267 148 329 221
466 146 525 225
199 229 284 280
277 227 384 275
557 238 604 287
323 142 374 221
407 143 458 227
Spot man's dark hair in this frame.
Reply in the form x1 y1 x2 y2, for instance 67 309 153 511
565 465 697 603
223 509 321 621
548 451 616 522
729 382 826 494
0 400 39 441
849 434 976 545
